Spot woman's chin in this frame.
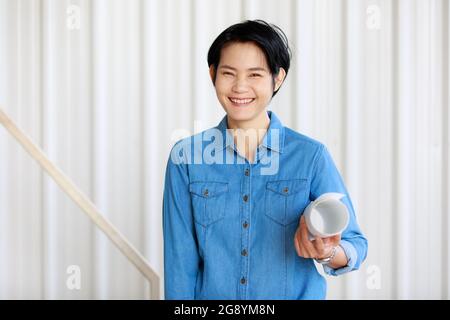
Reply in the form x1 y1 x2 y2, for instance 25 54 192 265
226 110 253 121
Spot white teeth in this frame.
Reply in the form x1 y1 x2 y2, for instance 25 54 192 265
230 98 254 105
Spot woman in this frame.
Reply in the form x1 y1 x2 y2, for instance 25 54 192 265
163 20 368 300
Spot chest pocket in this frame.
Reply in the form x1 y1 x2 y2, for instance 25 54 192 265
189 181 229 227
265 179 309 226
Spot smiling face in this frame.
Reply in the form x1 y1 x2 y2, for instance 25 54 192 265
210 41 286 129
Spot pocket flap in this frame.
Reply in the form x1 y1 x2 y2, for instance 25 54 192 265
189 181 228 198
266 179 308 196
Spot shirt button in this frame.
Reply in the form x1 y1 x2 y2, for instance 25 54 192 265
240 277 246 285
203 189 209 197
283 187 289 194
243 195 249 202
243 221 249 229
244 169 250 176
241 249 247 256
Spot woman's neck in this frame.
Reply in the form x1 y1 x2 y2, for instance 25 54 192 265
227 110 271 163
227 110 270 131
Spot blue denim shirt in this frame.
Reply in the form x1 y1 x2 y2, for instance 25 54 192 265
163 110 368 300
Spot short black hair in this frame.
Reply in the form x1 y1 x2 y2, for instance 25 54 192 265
207 19 291 97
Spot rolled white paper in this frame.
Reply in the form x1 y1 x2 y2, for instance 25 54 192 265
303 192 349 240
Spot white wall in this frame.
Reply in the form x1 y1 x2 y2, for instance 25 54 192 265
0 0 448 299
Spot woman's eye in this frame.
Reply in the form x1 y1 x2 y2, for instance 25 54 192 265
222 72 234 76
250 73 262 77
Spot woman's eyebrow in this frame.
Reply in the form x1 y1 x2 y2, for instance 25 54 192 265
248 67 267 72
219 65 267 72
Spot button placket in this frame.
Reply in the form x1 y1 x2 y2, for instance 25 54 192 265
239 165 251 298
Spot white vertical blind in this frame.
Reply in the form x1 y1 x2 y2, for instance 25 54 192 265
0 0 448 299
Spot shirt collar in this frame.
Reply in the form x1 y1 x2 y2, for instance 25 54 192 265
216 110 285 154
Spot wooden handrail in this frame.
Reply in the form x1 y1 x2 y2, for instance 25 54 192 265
0 107 160 299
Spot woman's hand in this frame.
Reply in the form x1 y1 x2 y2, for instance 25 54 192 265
294 215 341 260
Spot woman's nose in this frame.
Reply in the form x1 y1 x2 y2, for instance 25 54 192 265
232 78 249 93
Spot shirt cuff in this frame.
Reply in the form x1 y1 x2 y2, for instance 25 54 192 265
323 240 357 276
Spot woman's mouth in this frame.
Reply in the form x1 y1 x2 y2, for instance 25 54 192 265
228 97 255 107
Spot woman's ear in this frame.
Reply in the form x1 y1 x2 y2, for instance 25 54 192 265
273 67 287 92
209 66 216 84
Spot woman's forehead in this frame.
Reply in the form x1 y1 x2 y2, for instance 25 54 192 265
219 42 269 70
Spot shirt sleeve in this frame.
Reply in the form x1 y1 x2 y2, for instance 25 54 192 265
162 140 201 299
309 144 368 277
